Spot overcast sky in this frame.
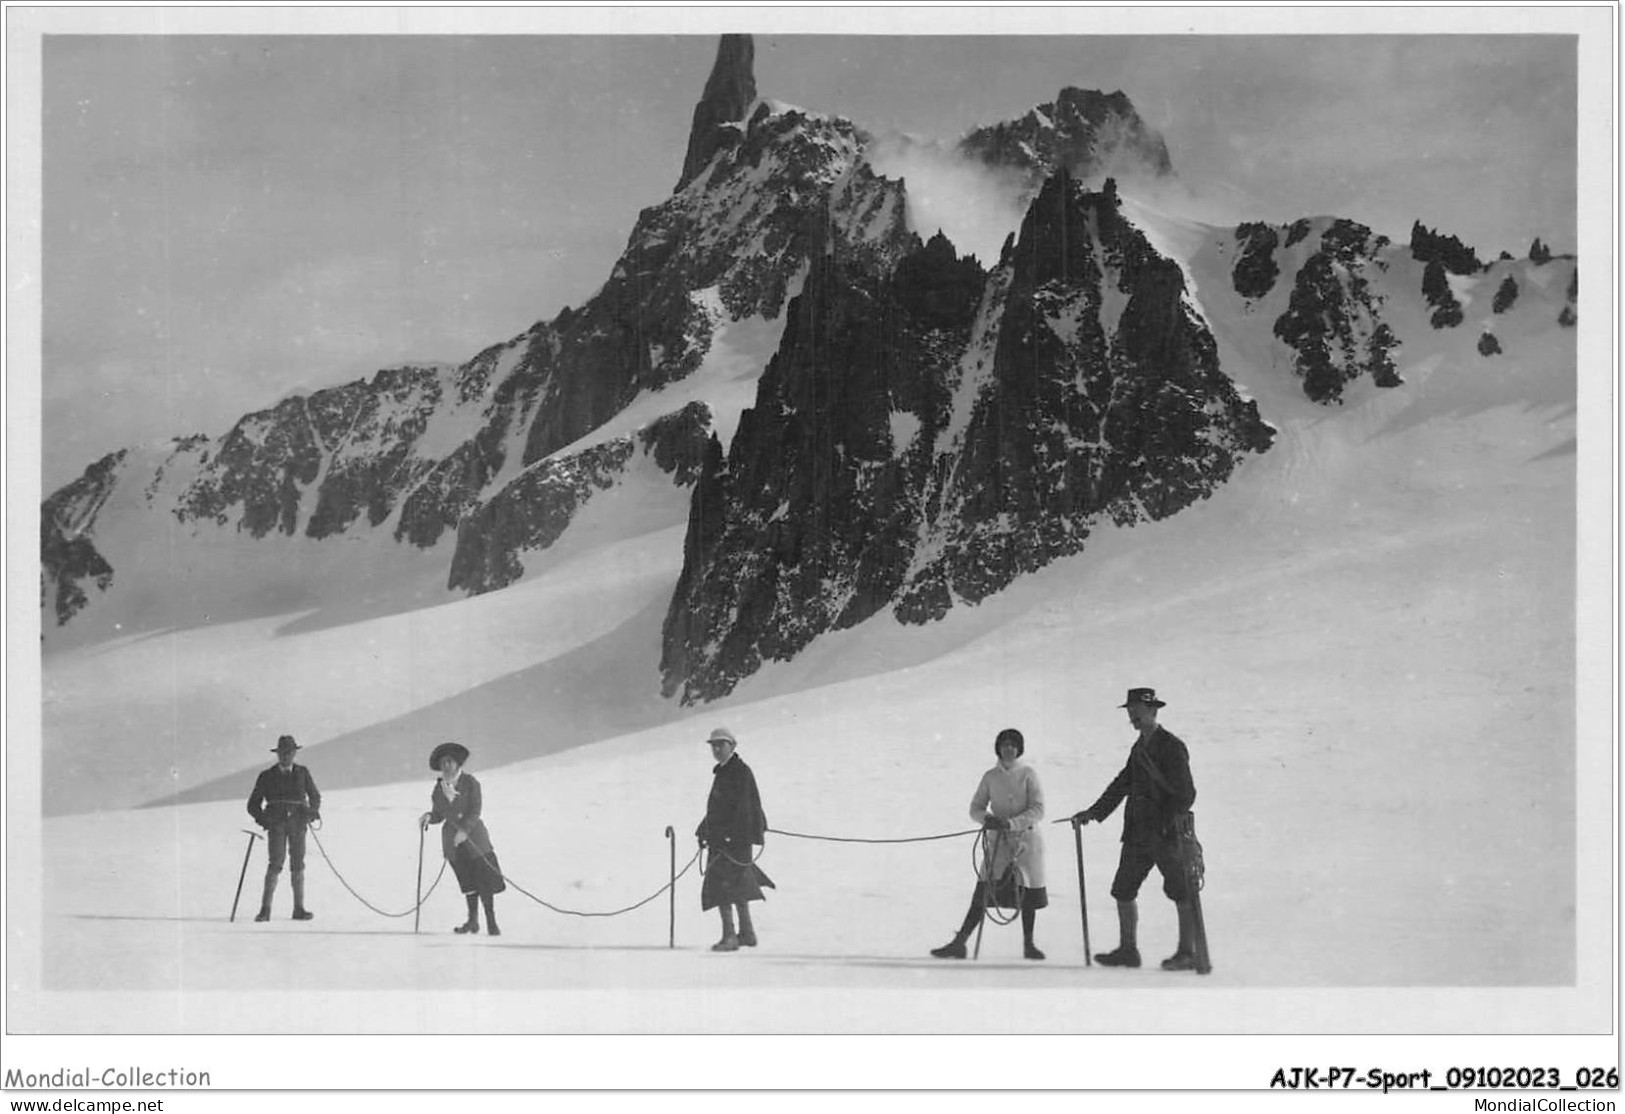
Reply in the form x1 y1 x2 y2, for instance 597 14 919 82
22 10 1596 490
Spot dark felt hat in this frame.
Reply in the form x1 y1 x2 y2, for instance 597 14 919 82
429 741 470 770
271 734 300 754
1119 687 1166 708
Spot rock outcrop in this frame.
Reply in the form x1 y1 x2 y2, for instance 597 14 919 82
677 33 758 192
661 172 1275 703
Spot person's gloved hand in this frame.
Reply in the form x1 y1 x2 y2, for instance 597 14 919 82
453 829 469 846
419 812 433 831
1071 809 1096 826
982 815 1011 831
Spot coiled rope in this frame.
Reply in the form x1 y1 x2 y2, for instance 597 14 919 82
972 827 1023 927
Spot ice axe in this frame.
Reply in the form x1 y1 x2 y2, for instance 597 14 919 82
1070 818 1092 966
1053 817 1093 965
230 828 263 922
664 826 676 949
415 816 428 935
971 828 1002 960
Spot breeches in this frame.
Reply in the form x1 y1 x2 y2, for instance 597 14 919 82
1109 835 1188 902
265 824 306 875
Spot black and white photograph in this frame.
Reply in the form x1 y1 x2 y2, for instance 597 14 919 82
4 2 1617 1099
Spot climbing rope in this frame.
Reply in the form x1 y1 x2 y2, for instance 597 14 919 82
1175 814 1206 893
768 826 982 845
697 840 765 872
310 827 449 918
307 820 986 925
463 842 704 918
972 827 1023 927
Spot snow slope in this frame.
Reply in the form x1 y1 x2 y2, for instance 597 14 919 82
14 217 1604 1093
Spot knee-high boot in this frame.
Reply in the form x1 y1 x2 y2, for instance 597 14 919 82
481 892 500 937
290 871 313 920
735 903 756 947
1095 900 1141 967
454 893 480 934
1161 902 1198 970
255 872 278 922
712 904 739 951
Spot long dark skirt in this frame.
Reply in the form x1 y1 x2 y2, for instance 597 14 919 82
700 845 774 910
449 843 507 896
984 873 1049 911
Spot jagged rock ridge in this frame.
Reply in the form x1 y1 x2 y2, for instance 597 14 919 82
41 450 124 627
677 34 757 192
661 172 1275 704
960 87 1175 187
450 402 712 595
39 37 916 636
42 34 1576 713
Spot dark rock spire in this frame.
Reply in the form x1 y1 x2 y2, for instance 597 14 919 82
676 34 757 192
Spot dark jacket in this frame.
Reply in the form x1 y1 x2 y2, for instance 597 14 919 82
247 763 321 829
695 753 767 850
1087 726 1195 845
428 773 496 862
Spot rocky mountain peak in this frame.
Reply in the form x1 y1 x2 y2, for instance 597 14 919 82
960 87 1173 185
676 34 758 192
659 170 1276 703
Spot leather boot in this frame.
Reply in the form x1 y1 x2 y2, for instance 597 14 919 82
254 872 277 922
712 905 739 951
735 903 756 947
930 884 986 958
1021 906 1045 960
454 893 480 934
1095 900 1141 967
481 892 500 937
1162 902 1198 970
290 871 313 920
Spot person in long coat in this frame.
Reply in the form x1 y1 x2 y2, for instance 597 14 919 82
695 726 773 952
930 727 1048 960
419 742 506 936
245 733 321 922
1072 687 1198 969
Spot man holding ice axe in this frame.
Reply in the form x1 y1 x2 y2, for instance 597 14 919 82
244 734 322 922
1072 688 1209 973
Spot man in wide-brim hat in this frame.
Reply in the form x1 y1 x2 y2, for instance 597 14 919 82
1072 688 1200 970
245 734 322 922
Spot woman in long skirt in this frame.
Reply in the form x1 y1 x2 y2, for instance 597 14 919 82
419 742 507 936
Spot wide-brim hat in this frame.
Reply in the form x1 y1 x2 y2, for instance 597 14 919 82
271 734 300 754
1119 687 1166 708
429 741 470 770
